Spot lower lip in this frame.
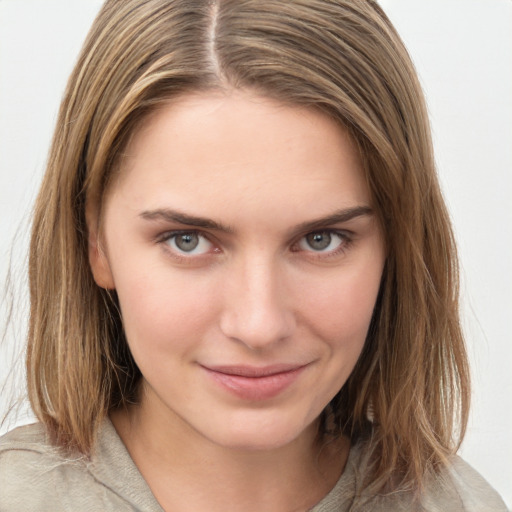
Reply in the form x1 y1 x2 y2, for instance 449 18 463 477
203 366 307 401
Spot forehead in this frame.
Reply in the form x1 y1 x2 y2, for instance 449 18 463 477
107 90 370 228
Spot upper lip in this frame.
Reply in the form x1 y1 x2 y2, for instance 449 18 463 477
201 364 308 378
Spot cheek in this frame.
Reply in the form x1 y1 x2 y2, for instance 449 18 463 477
298 262 382 346
112 260 220 356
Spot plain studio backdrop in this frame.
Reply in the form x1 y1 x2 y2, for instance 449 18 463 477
1 0 511 507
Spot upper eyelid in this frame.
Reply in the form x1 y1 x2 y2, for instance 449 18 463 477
157 227 350 239
157 229 211 241
157 226 351 237
294 227 352 242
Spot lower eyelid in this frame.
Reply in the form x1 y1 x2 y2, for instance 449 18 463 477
306 238 353 259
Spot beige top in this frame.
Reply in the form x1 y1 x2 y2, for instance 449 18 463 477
0 419 507 512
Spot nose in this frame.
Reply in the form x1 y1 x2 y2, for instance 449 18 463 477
219 256 296 350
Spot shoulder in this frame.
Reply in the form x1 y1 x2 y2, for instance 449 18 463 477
0 422 139 512
346 441 507 512
0 422 67 485
429 455 508 512
388 455 508 512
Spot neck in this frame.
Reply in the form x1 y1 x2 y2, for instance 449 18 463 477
110 391 349 512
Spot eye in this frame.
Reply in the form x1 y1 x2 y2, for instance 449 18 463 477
297 230 346 253
164 231 214 255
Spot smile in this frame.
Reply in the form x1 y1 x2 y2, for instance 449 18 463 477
200 364 309 401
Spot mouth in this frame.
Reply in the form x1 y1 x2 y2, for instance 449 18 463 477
200 363 309 401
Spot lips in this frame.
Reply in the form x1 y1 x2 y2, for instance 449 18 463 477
201 363 308 401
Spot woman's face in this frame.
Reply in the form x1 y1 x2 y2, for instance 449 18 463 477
89 91 385 450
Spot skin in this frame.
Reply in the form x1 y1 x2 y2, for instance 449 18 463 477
88 90 386 511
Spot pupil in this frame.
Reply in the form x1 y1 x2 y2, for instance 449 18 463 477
307 232 331 250
175 233 199 252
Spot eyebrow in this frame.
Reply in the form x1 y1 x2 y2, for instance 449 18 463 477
140 208 235 233
139 205 373 234
292 205 373 234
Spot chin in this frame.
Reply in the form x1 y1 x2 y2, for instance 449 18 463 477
203 412 319 452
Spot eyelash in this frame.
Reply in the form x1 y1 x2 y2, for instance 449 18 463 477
156 229 353 262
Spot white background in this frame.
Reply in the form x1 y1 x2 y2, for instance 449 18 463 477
1 0 511 507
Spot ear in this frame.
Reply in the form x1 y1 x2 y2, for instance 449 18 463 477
86 202 115 290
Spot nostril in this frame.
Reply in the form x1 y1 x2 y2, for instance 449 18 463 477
219 305 296 350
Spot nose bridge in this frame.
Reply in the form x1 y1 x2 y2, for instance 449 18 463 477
219 251 295 349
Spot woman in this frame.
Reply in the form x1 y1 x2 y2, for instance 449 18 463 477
0 0 507 510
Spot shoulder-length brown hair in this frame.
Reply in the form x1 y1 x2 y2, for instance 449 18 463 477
27 0 469 494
